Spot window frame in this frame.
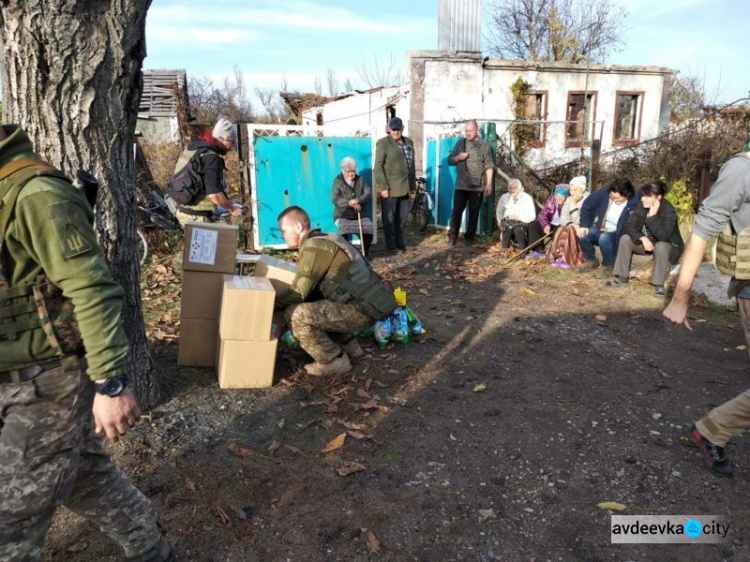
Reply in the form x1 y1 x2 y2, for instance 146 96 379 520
612 90 644 147
565 90 598 148
521 90 549 148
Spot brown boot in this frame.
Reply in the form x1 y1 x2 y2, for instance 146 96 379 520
304 353 352 376
341 339 364 360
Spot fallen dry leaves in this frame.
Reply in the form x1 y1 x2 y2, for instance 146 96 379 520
364 530 381 554
321 433 346 454
336 461 366 476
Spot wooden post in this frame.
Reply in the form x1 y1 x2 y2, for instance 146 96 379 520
699 147 712 204
590 139 601 192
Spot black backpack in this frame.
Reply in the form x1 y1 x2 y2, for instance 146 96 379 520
166 147 214 206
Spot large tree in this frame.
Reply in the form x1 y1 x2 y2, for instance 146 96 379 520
485 0 627 63
0 1 160 408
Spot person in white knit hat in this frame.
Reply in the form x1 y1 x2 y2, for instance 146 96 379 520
165 118 243 226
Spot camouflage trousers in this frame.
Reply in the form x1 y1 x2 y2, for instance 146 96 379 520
0 356 163 561
284 301 374 364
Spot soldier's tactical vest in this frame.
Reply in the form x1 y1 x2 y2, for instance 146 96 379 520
0 159 84 358
306 232 396 320
714 152 750 279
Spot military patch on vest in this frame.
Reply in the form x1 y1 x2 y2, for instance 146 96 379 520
50 202 93 258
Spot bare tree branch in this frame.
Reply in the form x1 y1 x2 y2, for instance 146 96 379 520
325 67 339 97
357 53 405 88
484 0 627 63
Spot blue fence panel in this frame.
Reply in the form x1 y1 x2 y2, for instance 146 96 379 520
253 136 372 247
436 137 459 228
424 139 437 227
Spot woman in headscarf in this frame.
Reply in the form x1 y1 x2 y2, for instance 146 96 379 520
528 183 569 254
495 178 537 249
547 175 589 267
330 156 373 256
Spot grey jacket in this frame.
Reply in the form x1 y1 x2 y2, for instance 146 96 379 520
447 137 494 192
560 192 589 226
331 173 371 220
693 155 750 240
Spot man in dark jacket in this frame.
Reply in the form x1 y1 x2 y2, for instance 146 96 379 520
446 120 494 246
606 181 684 295
374 117 415 254
165 118 243 226
576 178 640 273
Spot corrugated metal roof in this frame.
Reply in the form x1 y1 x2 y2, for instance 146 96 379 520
438 0 482 52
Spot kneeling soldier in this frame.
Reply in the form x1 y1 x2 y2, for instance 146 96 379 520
276 206 396 376
0 125 174 561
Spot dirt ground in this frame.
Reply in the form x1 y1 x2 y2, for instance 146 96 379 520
44 230 750 562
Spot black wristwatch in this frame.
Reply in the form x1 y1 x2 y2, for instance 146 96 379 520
94 374 128 397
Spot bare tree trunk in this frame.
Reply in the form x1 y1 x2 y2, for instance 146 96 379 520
0 0 160 408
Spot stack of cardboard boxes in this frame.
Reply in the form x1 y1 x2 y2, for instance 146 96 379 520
215 275 280 388
178 222 298 389
178 223 238 367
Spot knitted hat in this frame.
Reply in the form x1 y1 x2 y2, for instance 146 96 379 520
554 184 570 196
569 175 587 191
212 118 237 142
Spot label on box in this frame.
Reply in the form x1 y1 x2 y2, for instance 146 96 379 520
188 228 219 265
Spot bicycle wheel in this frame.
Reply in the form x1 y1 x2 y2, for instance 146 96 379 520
416 201 430 232
136 227 148 266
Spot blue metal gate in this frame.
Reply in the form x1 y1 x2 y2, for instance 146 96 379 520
249 126 374 248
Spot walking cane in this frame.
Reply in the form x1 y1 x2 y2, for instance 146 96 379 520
502 231 553 267
357 209 366 257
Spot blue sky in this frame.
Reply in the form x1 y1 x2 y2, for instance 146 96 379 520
144 0 748 106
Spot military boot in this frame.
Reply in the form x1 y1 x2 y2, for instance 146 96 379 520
127 538 176 562
341 338 364 360
304 353 352 376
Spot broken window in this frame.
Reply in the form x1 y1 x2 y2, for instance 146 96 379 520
518 92 547 145
614 92 643 144
566 92 596 146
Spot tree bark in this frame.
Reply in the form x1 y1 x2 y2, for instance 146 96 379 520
0 0 160 408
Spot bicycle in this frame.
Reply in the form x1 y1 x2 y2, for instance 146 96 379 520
406 176 432 232
136 188 181 266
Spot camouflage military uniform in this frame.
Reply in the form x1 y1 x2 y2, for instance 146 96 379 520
276 229 395 364
0 126 169 561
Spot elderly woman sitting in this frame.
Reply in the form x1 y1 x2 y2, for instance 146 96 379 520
528 184 569 253
545 175 589 267
330 156 373 256
495 178 537 249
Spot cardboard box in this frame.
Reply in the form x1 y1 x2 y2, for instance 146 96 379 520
177 318 218 367
252 255 298 295
235 253 260 276
216 319 283 389
180 270 225 320
219 275 276 340
183 222 238 273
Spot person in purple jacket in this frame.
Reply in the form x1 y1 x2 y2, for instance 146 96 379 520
528 184 569 254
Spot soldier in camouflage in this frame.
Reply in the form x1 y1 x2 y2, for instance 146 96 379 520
276 206 396 376
0 125 174 561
